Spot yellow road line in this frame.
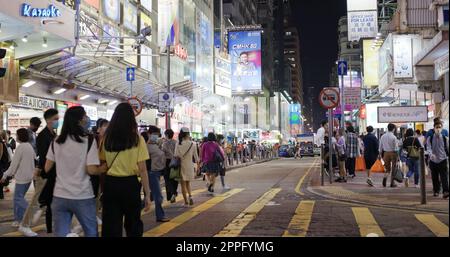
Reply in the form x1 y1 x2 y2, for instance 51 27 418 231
283 200 315 237
143 188 244 237
295 158 318 195
352 207 384 237
415 214 449 237
215 188 282 237
141 188 206 216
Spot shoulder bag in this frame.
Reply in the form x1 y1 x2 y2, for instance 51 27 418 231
170 143 193 180
407 137 420 159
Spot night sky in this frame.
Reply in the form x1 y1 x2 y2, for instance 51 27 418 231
291 0 347 129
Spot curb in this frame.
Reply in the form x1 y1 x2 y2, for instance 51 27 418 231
306 186 449 215
225 158 278 172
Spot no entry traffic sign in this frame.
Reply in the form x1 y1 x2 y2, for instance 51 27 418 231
127 97 143 116
319 87 340 109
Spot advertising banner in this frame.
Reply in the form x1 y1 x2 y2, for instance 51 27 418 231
339 71 362 88
123 0 138 33
363 39 380 87
344 87 361 111
196 11 213 91
215 56 231 97
348 11 378 41
393 35 413 78
289 104 301 125
17 95 55 109
158 0 179 47
140 45 153 72
102 0 120 22
228 30 262 95
141 12 152 42
378 106 428 123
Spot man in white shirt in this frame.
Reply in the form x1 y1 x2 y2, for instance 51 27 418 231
379 123 400 188
317 120 328 146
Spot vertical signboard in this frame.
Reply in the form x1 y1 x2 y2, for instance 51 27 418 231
228 30 262 95
393 35 413 78
158 0 179 47
347 11 378 41
196 11 213 91
215 56 231 97
363 39 380 87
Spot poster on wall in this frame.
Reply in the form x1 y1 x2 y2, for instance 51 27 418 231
158 0 179 47
140 44 153 72
83 105 99 121
7 108 44 138
141 12 152 42
363 39 380 87
123 1 138 33
347 11 378 42
141 0 152 12
393 35 413 78
228 30 262 95
124 38 138 66
289 104 301 125
102 0 120 22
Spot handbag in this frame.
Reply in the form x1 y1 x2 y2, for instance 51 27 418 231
214 144 224 163
370 159 385 173
355 156 366 171
407 138 420 159
393 162 404 183
169 143 194 169
170 167 181 181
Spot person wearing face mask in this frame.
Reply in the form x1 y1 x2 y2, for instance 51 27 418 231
33 109 59 234
426 121 449 199
146 126 170 222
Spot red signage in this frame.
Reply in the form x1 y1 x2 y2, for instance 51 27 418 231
359 104 367 119
174 44 188 61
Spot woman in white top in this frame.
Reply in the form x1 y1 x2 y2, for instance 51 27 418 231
1 128 36 236
174 128 199 207
45 106 107 237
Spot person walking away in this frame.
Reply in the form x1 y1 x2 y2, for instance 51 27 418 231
6 130 16 153
402 128 422 188
335 129 347 183
20 110 58 232
200 133 225 195
379 123 400 188
147 126 170 222
27 117 42 154
162 129 178 203
0 131 12 199
44 107 106 237
363 126 379 187
100 103 151 237
35 109 59 234
217 136 230 191
426 121 449 199
0 129 37 236
175 128 199 206
345 126 358 179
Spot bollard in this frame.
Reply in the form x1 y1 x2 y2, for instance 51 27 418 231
321 144 325 186
419 147 427 205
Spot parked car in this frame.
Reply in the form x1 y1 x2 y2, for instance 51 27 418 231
300 142 315 157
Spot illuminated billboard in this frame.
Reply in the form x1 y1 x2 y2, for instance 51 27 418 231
228 30 262 95
158 0 179 47
363 39 380 87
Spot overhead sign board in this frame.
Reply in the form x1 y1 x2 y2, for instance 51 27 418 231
21 4 61 18
378 106 428 123
319 88 340 109
158 92 174 113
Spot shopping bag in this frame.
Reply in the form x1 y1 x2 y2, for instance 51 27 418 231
393 162 404 183
355 156 366 171
370 159 385 173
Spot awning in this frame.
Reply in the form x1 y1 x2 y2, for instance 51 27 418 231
415 31 449 66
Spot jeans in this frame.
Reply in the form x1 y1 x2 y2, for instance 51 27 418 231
148 170 166 220
14 183 31 222
406 158 420 185
52 197 97 237
429 160 449 194
22 176 47 227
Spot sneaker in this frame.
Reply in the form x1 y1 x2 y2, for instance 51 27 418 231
443 192 449 199
156 218 170 222
404 178 409 188
18 226 38 237
11 221 20 228
351 174 356 179
433 192 440 197
96 216 102 226
367 178 374 187
223 185 231 190
66 233 79 237
415 184 420 189
32 209 43 225
189 197 194 206
71 224 83 234
382 178 387 188
390 184 397 188
170 195 176 203
334 178 343 182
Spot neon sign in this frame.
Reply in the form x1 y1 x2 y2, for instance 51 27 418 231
21 4 61 18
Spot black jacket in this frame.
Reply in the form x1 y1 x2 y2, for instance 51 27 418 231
363 133 379 160
36 127 56 205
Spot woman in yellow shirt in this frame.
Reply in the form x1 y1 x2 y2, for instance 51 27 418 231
99 103 151 237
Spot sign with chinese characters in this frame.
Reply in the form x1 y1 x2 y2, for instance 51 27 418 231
344 87 361 111
347 11 378 42
393 35 413 78
18 95 55 109
21 4 61 18
82 105 98 120
378 106 428 123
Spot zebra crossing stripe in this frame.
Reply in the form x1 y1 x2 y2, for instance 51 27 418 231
352 207 384 237
283 200 315 237
415 214 449 237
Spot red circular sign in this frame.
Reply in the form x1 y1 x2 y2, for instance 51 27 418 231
127 97 143 117
318 88 340 109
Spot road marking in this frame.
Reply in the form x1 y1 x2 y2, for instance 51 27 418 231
143 188 244 237
295 158 319 195
215 188 282 237
352 207 384 237
141 188 206 216
283 200 315 237
415 214 449 237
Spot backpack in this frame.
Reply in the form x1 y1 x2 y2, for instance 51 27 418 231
429 133 449 157
0 142 11 171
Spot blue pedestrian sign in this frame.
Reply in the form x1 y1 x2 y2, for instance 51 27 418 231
337 61 348 76
126 67 135 81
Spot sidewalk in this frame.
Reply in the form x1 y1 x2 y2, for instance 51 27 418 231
308 171 449 214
